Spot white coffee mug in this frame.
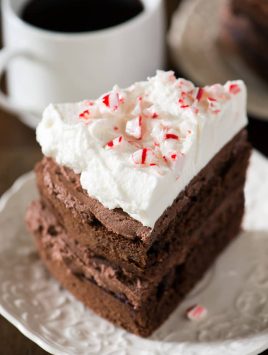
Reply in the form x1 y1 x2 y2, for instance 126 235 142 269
0 0 165 127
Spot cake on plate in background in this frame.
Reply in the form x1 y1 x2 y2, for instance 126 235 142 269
26 71 251 337
221 0 268 82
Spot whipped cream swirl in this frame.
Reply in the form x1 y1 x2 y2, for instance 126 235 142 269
37 71 248 228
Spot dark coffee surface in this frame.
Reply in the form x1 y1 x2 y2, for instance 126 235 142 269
21 0 144 33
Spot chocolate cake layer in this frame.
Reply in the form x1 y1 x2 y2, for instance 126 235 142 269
35 130 250 272
28 188 244 336
27 185 244 309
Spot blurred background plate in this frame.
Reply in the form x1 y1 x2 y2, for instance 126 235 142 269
168 0 268 120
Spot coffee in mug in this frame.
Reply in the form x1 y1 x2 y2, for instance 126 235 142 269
21 0 144 33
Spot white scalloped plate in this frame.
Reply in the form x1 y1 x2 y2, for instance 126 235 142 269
0 151 268 355
168 0 268 120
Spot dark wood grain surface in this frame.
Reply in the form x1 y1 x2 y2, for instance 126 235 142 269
0 0 268 353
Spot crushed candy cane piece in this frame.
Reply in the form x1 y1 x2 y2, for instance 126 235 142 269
208 97 221 113
178 89 195 109
229 84 241 95
186 305 208 321
102 91 120 110
132 148 157 166
126 116 142 139
132 97 143 116
196 88 204 101
105 136 123 149
79 109 90 120
164 133 179 140
102 94 110 107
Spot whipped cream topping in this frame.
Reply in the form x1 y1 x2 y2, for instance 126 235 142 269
37 71 248 228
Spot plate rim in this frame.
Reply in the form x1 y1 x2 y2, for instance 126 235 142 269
0 172 68 355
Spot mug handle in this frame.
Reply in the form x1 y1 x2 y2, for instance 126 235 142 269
0 47 40 126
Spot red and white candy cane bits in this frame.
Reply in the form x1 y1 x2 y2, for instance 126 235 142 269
105 136 123 149
126 116 142 139
132 148 157 166
186 304 208 321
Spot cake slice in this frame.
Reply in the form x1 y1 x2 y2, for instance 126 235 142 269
26 71 250 337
